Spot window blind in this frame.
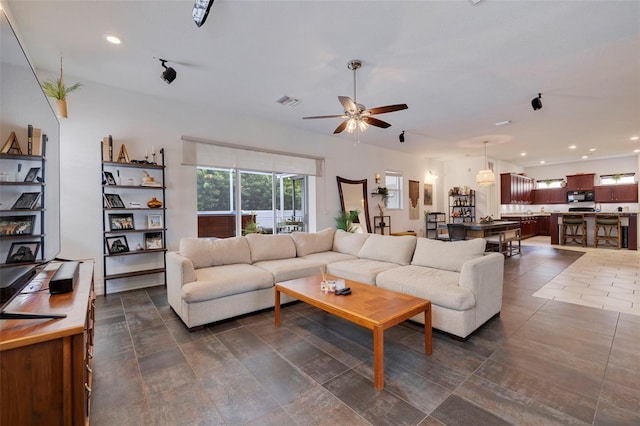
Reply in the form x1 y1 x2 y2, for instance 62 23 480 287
182 136 324 176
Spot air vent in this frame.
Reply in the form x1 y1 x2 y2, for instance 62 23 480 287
276 95 301 107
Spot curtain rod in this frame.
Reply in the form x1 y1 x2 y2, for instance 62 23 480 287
181 135 325 162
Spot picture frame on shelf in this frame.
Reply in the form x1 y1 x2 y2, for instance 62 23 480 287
104 193 125 209
108 213 135 230
23 167 41 183
105 235 130 254
6 242 40 264
147 213 163 229
144 232 163 250
103 171 117 185
0 215 36 236
11 192 41 210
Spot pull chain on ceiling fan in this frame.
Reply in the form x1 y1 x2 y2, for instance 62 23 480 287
303 59 408 139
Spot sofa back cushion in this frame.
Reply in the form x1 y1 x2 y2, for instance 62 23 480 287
411 237 486 272
358 234 417 266
290 228 336 257
332 229 370 256
246 233 297 262
179 237 251 269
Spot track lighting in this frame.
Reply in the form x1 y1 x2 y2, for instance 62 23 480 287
531 93 542 110
399 130 405 143
159 59 176 84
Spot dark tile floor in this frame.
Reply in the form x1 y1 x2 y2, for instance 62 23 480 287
90 245 640 425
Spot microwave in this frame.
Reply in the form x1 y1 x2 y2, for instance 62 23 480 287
567 190 594 203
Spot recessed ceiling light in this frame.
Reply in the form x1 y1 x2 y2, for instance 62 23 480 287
540 160 545 164
520 152 527 156
105 35 121 45
568 145 576 149
631 136 639 141
582 155 588 159
589 148 596 152
634 149 640 153
495 120 511 126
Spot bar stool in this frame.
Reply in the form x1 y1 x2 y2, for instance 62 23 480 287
561 214 587 247
595 214 621 249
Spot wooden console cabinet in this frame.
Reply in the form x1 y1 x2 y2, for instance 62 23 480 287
1 261 95 425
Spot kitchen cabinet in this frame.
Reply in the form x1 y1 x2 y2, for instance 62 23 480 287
594 183 638 203
566 173 595 191
501 215 539 239
500 173 534 204
537 215 550 236
532 188 566 204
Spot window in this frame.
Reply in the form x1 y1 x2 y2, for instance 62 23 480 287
600 173 635 185
535 178 564 189
385 171 403 209
197 167 307 237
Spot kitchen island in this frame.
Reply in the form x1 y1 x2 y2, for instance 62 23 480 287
550 212 637 250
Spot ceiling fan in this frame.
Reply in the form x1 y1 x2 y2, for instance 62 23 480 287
303 60 408 135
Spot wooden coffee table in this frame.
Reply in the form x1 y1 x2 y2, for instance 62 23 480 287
274 274 432 390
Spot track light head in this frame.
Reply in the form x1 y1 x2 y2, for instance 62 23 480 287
159 59 177 84
399 130 405 143
531 93 542 111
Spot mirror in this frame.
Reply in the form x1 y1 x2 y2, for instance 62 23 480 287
336 176 371 233
1 11 61 262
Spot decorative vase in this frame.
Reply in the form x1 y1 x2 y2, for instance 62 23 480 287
56 99 68 118
147 197 162 208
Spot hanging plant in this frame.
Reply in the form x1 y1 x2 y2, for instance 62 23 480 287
41 57 82 118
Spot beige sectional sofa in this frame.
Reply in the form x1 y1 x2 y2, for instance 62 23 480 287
166 229 504 339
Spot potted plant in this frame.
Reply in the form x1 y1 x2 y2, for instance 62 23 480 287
335 210 359 233
377 186 389 206
41 57 82 118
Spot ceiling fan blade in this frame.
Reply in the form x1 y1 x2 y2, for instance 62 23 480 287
338 96 357 113
366 104 409 115
333 120 349 134
363 116 392 129
302 114 346 120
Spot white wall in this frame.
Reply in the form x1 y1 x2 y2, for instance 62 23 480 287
54 78 428 294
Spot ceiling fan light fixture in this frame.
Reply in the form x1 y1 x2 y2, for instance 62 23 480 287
346 118 357 134
358 119 369 132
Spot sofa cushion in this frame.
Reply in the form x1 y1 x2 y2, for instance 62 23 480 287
326 258 400 285
291 228 336 257
358 234 417 266
253 258 325 282
182 264 274 303
411 237 486 272
377 265 475 311
332 230 370 256
179 237 251 269
302 251 358 265
245 233 297 262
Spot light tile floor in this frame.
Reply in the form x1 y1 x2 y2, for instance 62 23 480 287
526 236 640 316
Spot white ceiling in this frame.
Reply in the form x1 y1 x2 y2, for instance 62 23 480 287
5 0 640 167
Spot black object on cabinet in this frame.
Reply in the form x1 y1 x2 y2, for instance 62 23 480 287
101 143 167 295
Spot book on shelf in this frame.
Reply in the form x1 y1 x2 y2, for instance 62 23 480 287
31 128 42 156
102 135 113 162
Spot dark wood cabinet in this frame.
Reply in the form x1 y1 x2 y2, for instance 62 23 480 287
566 173 595 191
537 215 550 236
501 173 534 204
532 188 566 204
594 183 638 203
501 215 539 239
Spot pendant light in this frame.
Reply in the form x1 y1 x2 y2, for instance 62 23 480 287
476 141 495 186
